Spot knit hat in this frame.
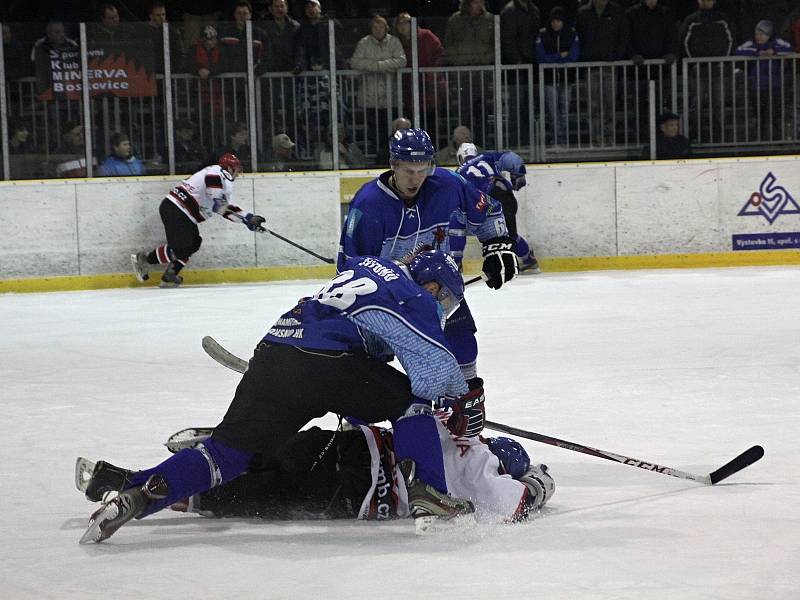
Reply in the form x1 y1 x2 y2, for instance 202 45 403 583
755 20 774 37
657 111 680 126
549 6 566 22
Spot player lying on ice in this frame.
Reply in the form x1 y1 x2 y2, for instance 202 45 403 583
79 414 555 524
78 249 530 543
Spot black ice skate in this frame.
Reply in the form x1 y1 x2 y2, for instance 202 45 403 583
399 460 476 535
520 252 541 275
79 474 168 544
74 457 136 502
159 263 183 288
130 251 150 282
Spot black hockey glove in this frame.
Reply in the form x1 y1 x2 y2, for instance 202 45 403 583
447 377 485 438
243 213 266 232
481 236 518 289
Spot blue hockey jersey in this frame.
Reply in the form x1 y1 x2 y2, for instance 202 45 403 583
456 152 513 196
338 168 508 268
262 256 468 403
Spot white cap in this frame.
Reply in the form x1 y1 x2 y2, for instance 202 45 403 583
456 142 478 165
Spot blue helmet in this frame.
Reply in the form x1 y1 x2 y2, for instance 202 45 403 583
389 128 435 165
496 152 527 191
408 250 464 319
487 436 531 479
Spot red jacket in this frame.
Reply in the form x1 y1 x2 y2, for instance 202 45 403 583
399 28 445 111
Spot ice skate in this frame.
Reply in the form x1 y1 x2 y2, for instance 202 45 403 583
520 253 541 275
79 474 168 544
400 460 476 535
159 263 183 288
130 252 150 282
75 457 135 502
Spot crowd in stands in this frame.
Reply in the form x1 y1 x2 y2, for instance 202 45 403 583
2 0 800 176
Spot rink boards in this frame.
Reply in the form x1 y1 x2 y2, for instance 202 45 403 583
1 155 799 292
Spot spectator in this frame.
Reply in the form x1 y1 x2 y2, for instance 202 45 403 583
780 6 800 51
88 3 130 49
293 0 341 72
679 0 735 142
730 1 789 47
265 132 298 171
143 1 185 74
174 119 208 172
99 132 146 176
350 15 406 161
435 125 477 166
318 123 366 169
576 0 630 146
444 0 495 66
175 0 221 53
735 20 792 141
393 12 445 125
53 121 96 178
193 25 226 116
262 0 300 72
536 1 580 27
8 122 34 154
219 0 267 73
31 20 78 96
642 111 691 158
500 0 541 65
215 122 252 165
536 6 581 146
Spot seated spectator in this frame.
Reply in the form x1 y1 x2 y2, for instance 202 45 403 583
265 132 298 171
219 0 266 73
642 112 691 159
53 121 96 178
318 123 366 169
735 20 793 140
215 122 252 165
435 125 477 166
99 132 146 176
174 119 208 172
8 122 35 154
444 0 495 65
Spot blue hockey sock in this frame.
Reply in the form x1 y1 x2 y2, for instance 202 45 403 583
127 437 252 517
393 413 447 493
515 234 531 259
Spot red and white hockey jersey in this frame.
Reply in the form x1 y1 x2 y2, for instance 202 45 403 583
166 164 238 224
356 413 527 522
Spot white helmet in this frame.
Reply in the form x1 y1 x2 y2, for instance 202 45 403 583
456 142 478 165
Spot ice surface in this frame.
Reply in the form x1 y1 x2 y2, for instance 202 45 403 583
2 267 798 599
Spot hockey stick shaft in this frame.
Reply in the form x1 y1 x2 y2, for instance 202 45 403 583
463 261 537 286
229 211 335 264
200 336 763 485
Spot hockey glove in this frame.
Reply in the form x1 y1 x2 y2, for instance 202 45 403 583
447 377 486 438
481 236 518 289
243 213 266 232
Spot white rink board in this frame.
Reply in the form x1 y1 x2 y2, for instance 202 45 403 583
1 158 799 280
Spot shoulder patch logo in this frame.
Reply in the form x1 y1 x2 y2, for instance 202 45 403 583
475 192 490 213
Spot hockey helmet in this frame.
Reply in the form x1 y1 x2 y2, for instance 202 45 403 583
408 249 464 319
389 128 435 173
218 153 242 178
487 436 531 479
456 142 478 165
496 152 527 191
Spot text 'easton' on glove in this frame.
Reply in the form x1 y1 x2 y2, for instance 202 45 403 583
243 213 266 232
481 237 518 289
447 377 486 438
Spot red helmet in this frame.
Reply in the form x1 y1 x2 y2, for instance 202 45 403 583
218 153 242 175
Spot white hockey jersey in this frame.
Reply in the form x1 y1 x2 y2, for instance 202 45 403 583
166 164 238 224
357 413 527 522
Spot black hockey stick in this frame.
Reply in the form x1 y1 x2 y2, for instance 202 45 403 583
463 261 538 286
229 212 335 264
200 336 764 485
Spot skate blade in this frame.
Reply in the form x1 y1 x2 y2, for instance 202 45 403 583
164 427 214 453
130 254 149 282
79 502 119 544
414 512 477 536
75 457 96 494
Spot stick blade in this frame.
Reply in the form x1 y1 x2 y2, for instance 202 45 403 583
709 445 764 484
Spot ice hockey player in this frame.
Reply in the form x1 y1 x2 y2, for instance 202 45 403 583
338 128 518 385
79 249 487 543
80 416 555 524
130 153 266 288
456 143 540 274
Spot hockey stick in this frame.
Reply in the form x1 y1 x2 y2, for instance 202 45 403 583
229 212 335 264
200 336 764 485
463 261 538 286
